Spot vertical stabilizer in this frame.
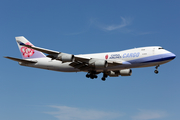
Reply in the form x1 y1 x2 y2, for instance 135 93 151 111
16 36 46 59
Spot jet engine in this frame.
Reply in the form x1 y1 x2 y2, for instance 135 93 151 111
56 53 74 62
89 59 108 68
119 69 132 76
94 60 108 68
108 71 119 77
108 69 132 77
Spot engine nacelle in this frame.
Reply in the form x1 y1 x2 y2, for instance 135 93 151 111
94 60 108 68
89 59 108 68
56 53 74 62
119 69 132 76
108 71 119 77
108 69 132 77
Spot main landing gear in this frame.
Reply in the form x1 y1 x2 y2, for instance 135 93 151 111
154 65 159 74
101 73 108 81
86 71 108 81
86 71 98 79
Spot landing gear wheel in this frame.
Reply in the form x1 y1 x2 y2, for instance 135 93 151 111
101 77 106 81
86 72 98 79
154 65 160 74
154 70 159 74
86 74 90 78
90 75 97 79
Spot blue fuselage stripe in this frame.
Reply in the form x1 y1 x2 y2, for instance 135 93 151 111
141 56 175 63
127 53 175 64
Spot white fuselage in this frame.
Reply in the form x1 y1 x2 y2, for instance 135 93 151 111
20 46 175 72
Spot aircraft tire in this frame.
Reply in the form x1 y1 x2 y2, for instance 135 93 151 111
101 77 106 81
86 74 90 78
154 70 159 74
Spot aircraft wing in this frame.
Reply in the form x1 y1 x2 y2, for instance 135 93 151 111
69 59 122 70
19 43 123 70
4 56 37 63
19 43 60 55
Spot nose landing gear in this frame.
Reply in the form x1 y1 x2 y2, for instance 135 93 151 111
154 65 159 74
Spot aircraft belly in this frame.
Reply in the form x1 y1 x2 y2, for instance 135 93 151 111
21 59 80 72
44 61 80 72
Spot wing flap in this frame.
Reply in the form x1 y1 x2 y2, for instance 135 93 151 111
4 56 37 63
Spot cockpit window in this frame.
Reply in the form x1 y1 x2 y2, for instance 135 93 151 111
159 47 164 49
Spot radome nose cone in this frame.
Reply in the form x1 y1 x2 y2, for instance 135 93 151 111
170 53 176 60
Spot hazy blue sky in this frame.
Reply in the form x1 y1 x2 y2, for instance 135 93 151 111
1 0 180 120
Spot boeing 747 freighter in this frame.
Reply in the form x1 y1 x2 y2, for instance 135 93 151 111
5 36 176 81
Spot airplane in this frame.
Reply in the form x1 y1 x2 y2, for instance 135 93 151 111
4 36 176 81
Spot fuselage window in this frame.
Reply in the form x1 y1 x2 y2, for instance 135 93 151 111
159 47 164 49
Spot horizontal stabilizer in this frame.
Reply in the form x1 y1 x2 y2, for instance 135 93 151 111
4 56 37 63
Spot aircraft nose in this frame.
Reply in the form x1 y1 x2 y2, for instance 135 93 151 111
168 52 176 60
161 51 176 61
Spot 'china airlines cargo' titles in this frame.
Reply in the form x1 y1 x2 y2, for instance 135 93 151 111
107 52 140 59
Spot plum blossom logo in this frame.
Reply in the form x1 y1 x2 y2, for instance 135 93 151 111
105 54 108 59
21 42 34 58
